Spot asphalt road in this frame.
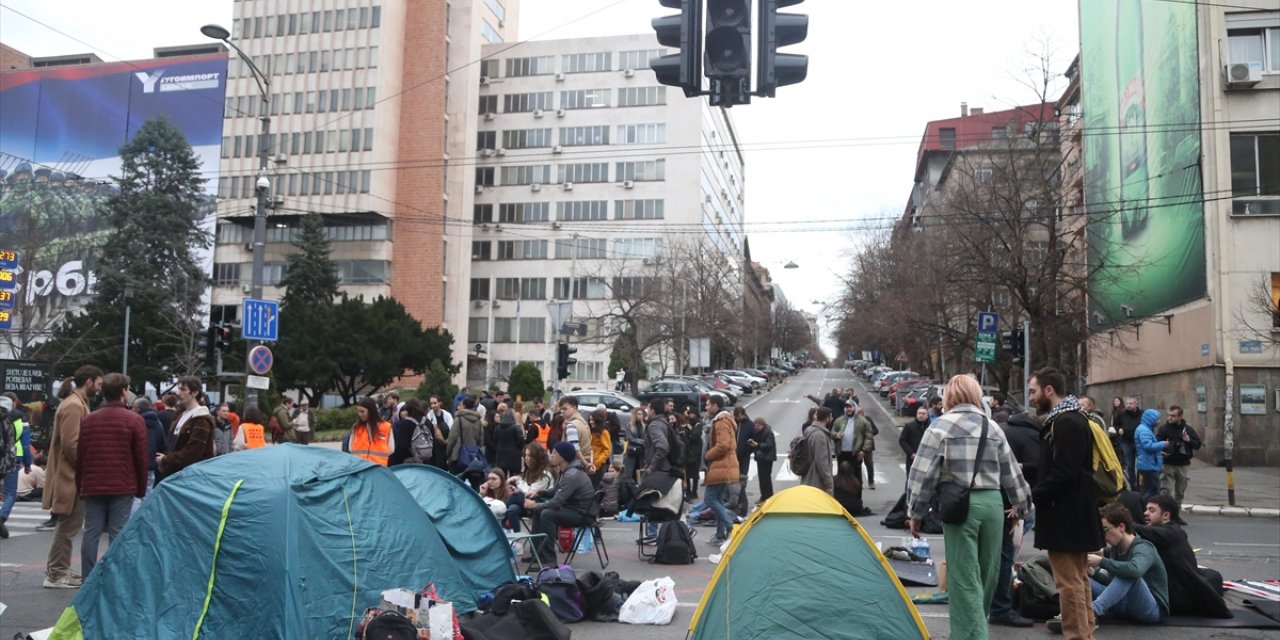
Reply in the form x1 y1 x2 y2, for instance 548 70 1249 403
2 368 1277 639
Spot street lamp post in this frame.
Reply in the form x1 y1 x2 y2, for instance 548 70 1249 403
203 24 271 409
122 284 133 378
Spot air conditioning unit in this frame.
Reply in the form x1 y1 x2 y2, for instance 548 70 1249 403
243 242 254 253
271 194 285 207
704 195 712 204
552 145 564 154
495 148 506 156
555 108 567 118
533 109 545 118
642 257 651 265
274 152 288 165
554 72 566 82
1225 62 1263 89
622 180 635 189
484 112 496 121
531 183 543 192
479 76 491 85
473 299 484 308
480 148 495 157
552 221 561 229
562 182 574 191
622 68 635 78
475 185 485 194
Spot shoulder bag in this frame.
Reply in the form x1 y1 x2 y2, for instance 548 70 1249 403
936 415 989 525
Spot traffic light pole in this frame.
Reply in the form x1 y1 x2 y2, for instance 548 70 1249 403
1022 319 1031 402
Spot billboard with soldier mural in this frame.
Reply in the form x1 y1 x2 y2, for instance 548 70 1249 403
1080 0 1205 326
0 53 227 352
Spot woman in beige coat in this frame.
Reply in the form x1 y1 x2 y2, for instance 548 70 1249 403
702 396 739 545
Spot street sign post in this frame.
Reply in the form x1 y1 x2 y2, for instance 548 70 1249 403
248 345 274 375
242 298 280 342
246 374 270 390
975 312 999 364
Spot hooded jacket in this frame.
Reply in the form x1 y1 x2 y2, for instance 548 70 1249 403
448 408 483 463
158 404 216 477
703 410 739 486
1135 408 1166 472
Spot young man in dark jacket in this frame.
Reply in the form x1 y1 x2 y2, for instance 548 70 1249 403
1114 398 1143 488
76 373 148 579
1155 406 1199 515
1136 494 1230 618
131 397 168 503
989 410 1043 628
1031 367 1103 640
526 441 595 565
157 377 215 480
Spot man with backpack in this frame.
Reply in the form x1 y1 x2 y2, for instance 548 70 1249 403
272 397 296 444
796 407 835 494
1029 367 1103 640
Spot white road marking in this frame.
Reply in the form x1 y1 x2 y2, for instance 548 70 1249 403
1213 542 1280 547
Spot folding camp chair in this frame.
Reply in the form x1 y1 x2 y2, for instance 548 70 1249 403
563 490 610 569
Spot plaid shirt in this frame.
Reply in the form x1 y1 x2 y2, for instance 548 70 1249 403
906 404 1032 520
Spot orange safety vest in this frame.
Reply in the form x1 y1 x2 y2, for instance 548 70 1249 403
533 422 551 447
350 422 392 466
242 422 266 449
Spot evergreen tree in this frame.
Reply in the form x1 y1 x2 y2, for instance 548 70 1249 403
274 214 341 402
279 214 339 306
416 359 460 405
506 362 545 402
43 116 211 388
328 295 459 404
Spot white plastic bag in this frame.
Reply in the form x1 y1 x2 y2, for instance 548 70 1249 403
619 577 678 625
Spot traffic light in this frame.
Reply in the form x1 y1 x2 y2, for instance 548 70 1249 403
556 342 578 380
198 326 216 369
651 0 703 97
704 0 752 106
1000 329 1025 365
757 0 808 97
215 324 235 355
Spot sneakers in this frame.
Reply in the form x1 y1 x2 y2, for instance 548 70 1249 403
43 575 82 589
35 516 58 532
1046 615 1063 634
988 612 1034 628
637 535 657 546
0 519 8 539
707 535 727 546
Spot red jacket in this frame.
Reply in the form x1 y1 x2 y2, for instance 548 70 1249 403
76 401 149 498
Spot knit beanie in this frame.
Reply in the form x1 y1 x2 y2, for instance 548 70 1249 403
553 441 578 462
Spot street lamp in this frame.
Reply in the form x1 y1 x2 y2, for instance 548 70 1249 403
202 23 272 409
122 284 134 378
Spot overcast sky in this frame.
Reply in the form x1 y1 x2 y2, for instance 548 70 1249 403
0 0 1080 357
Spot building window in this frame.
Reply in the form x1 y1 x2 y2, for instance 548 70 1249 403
615 199 664 220
1271 272 1280 328
505 55 554 77
476 167 496 187
502 128 553 149
558 162 610 184
481 19 503 44
472 241 492 261
974 168 994 184
499 202 550 223
477 130 497 151
478 95 497 115
559 125 609 146
616 159 665 182
502 91 552 113
939 127 957 150
473 204 494 224
617 86 667 107
518 317 546 343
470 278 491 301
562 52 612 74
212 263 241 286
614 237 662 259
554 237 607 259
496 277 546 300
557 201 608 221
497 240 548 260
500 165 551 186
618 49 666 71
1228 16 1280 73
612 276 655 299
560 89 610 109
468 317 489 343
484 0 506 22
617 123 665 145
568 361 603 381
1230 132 1280 214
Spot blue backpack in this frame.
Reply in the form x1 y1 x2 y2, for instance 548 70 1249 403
536 564 585 623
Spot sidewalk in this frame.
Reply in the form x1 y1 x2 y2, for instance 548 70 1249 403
1180 459 1280 518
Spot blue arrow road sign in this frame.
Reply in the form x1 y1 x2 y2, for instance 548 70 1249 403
977 312 1000 334
242 298 280 342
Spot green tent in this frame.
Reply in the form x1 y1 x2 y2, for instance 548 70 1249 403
51 445 477 639
688 485 929 639
390 464 516 596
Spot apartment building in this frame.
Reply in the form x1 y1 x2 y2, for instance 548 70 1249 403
212 0 517 376
466 34 746 389
1081 1 1280 464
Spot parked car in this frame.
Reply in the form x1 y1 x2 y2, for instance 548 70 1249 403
636 380 707 412
718 369 765 389
562 389 643 424
897 384 935 416
656 376 737 406
888 377 931 406
741 367 771 382
709 372 753 395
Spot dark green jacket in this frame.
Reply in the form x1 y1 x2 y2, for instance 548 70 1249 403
1098 535 1169 616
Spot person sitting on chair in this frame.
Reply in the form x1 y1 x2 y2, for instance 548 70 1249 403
525 441 595 566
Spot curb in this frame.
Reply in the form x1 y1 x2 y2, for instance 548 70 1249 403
1183 503 1280 518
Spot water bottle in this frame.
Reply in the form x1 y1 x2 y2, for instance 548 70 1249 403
912 537 931 560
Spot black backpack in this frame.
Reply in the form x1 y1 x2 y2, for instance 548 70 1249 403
359 610 417 640
664 420 686 470
0 414 16 476
651 520 697 565
576 571 625 622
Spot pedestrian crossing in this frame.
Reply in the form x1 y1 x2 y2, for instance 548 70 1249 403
3 501 52 539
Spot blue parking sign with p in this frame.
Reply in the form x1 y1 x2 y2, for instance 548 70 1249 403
977 312 999 333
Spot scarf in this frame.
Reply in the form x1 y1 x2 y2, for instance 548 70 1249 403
1045 394 1083 425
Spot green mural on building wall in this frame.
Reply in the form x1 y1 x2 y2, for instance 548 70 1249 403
1081 0 1206 325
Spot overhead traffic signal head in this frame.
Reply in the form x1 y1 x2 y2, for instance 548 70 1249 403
757 0 808 97
556 342 578 380
1000 329 1025 365
199 326 216 369
704 0 751 105
651 0 703 97
215 324 235 355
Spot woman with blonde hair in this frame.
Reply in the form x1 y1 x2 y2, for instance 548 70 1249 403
906 375 1031 640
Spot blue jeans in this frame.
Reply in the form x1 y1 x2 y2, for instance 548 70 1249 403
1 467 17 520
131 471 155 516
1120 442 1137 488
1091 576 1161 623
82 495 134 579
1138 470 1161 502
703 483 734 540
